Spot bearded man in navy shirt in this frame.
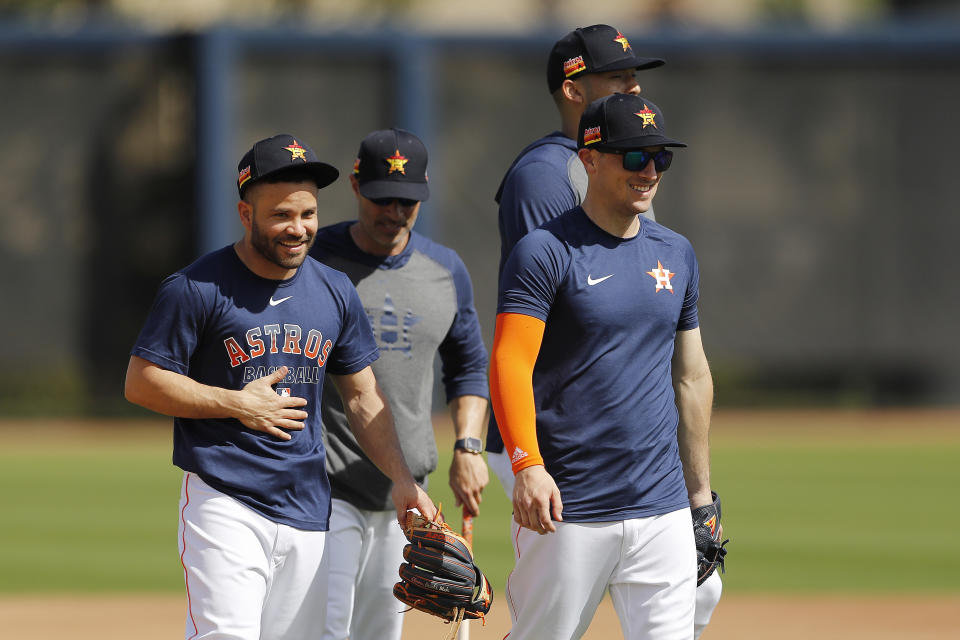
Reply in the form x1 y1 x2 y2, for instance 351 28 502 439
125 134 435 640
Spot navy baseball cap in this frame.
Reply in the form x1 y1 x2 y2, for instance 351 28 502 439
353 128 429 202
578 93 687 150
546 24 664 93
237 134 339 197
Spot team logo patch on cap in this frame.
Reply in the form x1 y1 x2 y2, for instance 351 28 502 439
614 31 632 52
385 149 408 174
284 140 308 161
646 260 675 293
238 165 252 189
563 55 587 78
353 157 361 175
635 104 658 128
583 126 602 145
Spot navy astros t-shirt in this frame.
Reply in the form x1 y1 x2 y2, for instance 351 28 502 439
132 246 378 530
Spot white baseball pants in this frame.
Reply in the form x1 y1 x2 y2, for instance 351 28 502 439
505 509 696 640
177 472 327 640
694 571 723 639
316 497 408 640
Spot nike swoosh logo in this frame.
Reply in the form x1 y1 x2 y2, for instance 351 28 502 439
587 274 614 286
269 295 293 306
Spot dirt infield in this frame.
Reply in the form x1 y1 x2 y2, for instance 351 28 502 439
2 593 958 639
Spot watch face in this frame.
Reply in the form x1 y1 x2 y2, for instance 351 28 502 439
457 437 483 453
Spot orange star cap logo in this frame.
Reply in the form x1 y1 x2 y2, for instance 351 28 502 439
386 149 408 174
646 260 675 293
614 31 631 52
635 104 658 129
283 140 308 162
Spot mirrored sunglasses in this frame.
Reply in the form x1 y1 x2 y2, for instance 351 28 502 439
605 149 674 173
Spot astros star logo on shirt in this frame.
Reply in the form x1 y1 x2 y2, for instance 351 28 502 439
646 260 675 293
386 149 408 174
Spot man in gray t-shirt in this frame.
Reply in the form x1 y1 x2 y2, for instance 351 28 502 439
310 128 490 640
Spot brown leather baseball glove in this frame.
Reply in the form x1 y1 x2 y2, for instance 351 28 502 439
393 510 493 637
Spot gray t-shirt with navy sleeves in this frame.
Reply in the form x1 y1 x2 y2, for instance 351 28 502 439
310 222 489 511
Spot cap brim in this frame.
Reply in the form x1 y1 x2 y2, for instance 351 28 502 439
599 135 686 150
310 164 341 189
358 179 430 203
590 55 665 75
255 162 340 191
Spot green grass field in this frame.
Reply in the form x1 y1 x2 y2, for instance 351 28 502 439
1 412 957 595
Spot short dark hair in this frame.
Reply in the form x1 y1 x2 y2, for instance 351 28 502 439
241 168 319 200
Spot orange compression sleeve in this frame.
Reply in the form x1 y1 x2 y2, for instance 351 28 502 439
489 312 546 474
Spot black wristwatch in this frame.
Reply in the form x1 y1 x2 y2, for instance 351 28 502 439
454 437 483 454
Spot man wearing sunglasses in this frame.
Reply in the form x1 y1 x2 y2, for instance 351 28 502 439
309 128 489 640
490 94 718 639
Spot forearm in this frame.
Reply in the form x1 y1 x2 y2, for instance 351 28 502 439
448 394 490 516
336 372 417 486
675 368 713 507
489 350 536 467
489 313 545 473
124 356 242 419
449 394 488 439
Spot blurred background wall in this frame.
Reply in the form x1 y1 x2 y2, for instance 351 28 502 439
1 0 958 415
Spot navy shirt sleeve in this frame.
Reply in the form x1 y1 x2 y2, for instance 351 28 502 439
131 272 205 373
436 250 490 402
498 160 577 274
497 228 569 321
325 271 380 376
678 240 701 331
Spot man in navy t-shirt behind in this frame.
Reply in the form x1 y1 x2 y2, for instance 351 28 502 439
487 23 663 479
124 133 436 640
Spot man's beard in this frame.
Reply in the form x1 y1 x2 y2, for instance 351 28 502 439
251 218 315 270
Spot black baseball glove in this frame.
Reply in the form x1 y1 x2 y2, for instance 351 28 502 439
692 491 728 586
393 511 493 634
